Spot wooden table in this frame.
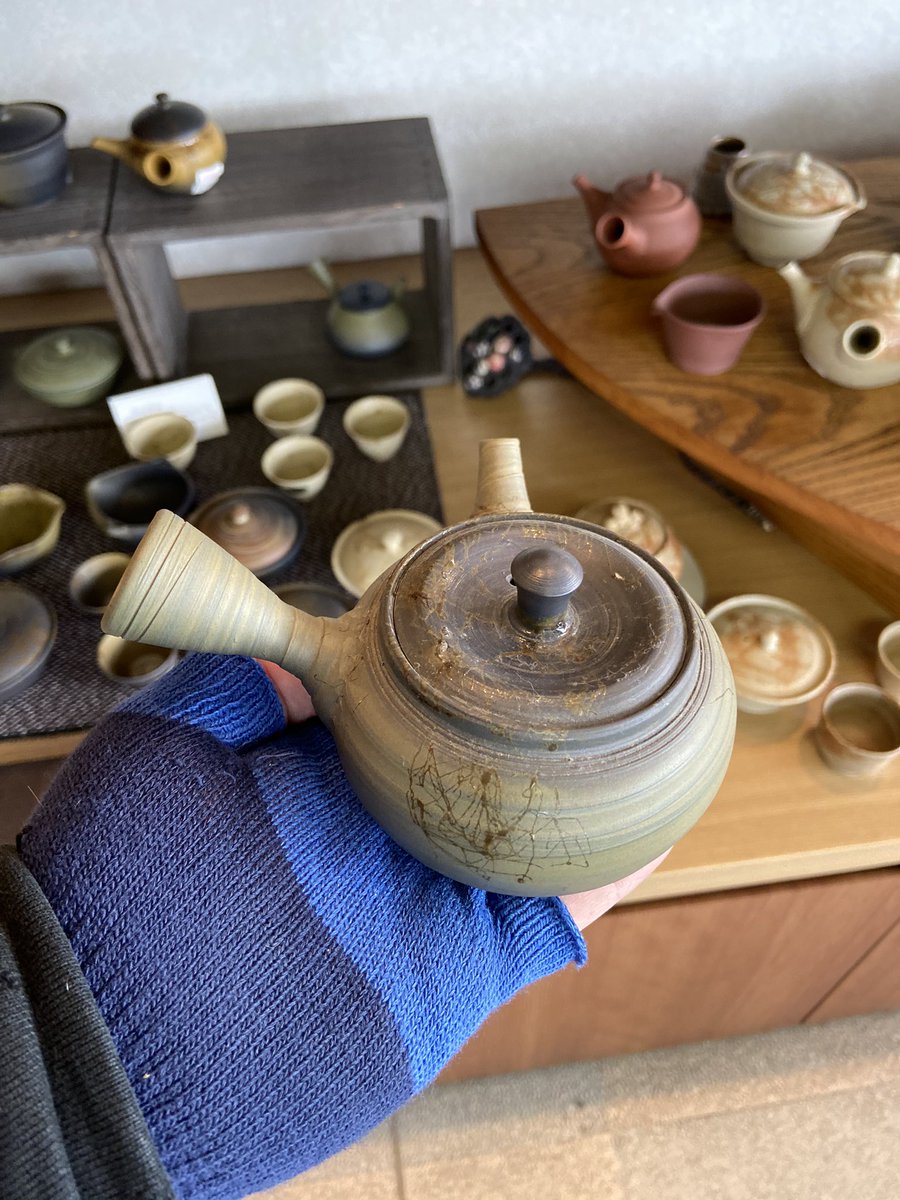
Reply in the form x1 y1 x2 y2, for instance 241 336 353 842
475 159 900 614
1 248 897 1078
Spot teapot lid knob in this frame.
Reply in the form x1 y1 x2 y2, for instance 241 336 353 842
510 545 584 632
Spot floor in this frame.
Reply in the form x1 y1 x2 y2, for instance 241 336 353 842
250 1011 900 1200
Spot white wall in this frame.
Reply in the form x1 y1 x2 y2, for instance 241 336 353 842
3 0 899 293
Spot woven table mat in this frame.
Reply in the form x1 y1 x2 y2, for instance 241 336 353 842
0 393 443 739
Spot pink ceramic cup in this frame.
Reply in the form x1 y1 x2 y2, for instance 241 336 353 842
652 273 765 374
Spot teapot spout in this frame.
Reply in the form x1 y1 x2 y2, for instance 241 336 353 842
778 261 820 336
308 257 338 297
102 509 328 683
573 174 611 230
472 438 533 517
91 136 132 166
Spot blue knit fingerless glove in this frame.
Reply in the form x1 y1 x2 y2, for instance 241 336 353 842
20 654 586 1200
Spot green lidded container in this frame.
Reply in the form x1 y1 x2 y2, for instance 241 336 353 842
15 326 123 407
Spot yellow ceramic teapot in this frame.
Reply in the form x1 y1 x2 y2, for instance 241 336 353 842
102 439 736 896
92 93 226 195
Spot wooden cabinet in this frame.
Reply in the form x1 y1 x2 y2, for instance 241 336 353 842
440 868 900 1082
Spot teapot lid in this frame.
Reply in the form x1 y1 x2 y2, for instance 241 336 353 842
0 102 65 154
14 326 122 397
388 513 691 743
830 251 900 311
337 280 393 312
615 170 687 212
190 488 305 578
734 152 857 215
131 93 206 142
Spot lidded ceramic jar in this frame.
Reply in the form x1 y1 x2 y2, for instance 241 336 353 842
726 151 865 265
0 101 69 208
102 439 736 896
15 326 123 407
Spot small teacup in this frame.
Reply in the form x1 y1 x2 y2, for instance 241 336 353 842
70 552 131 614
96 634 179 687
814 683 900 777
123 411 197 470
652 274 765 375
876 621 900 702
343 395 410 462
253 378 325 437
261 435 333 500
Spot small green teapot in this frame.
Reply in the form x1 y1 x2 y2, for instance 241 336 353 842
308 258 409 358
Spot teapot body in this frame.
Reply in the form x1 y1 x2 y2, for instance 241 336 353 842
327 284 410 358
780 253 900 389
574 171 701 277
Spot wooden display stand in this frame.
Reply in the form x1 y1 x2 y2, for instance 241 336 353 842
0 149 148 432
105 118 455 405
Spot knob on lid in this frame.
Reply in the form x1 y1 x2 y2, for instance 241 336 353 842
389 513 691 741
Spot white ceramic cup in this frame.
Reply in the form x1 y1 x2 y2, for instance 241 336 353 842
343 395 410 462
814 682 900 777
253 378 325 437
96 634 180 687
122 411 197 470
876 621 900 702
261 435 334 500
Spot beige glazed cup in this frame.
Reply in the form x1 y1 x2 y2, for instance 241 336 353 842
343 395 410 462
253 378 325 437
70 552 131 614
261 435 334 500
876 621 900 701
123 411 197 470
96 634 180 686
814 683 900 776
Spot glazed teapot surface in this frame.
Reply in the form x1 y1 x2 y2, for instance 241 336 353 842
92 93 226 196
779 252 900 389
573 170 701 277
103 439 735 896
308 258 409 357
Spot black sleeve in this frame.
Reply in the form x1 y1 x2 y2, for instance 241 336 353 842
0 846 174 1200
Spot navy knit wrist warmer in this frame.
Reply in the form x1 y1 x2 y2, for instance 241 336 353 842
21 654 586 1200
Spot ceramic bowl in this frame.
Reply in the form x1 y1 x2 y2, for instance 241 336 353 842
0 582 57 701
253 378 325 437
576 495 683 581
14 326 123 407
261 435 334 500
96 634 180 687
123 411 197 470
343 395 410 462
331 508 442 598
273 580 354 618
707 594 836 715
814 683 900 777
85 460 195 545
0 484 66 576
875 621 900 702
69 552 131 615
651 274 765 375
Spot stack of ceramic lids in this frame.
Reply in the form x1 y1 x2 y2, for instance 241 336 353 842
0 582 57 701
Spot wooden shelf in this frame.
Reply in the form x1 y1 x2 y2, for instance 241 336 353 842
105 118 455 395
475 158 900 614
0 148 111 252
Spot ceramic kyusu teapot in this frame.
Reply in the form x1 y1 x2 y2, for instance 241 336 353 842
573 170 702 276
779 252 900 389
92 94 226 195
308 258 409 358
103 440 736 896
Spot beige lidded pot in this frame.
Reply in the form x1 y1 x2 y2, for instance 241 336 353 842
102 439 736 896
726 151 865 266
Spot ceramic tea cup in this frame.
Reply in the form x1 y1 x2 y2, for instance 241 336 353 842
123 411 197 470
652 274 765 375
343 395 410 462
814 682 900 777
261 435 334 500
253 378 325 437
85 460 196 545
876 621 900 702
96 634 180 687
69 552 131 614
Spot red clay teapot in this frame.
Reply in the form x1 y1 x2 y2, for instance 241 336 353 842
574 170 701 277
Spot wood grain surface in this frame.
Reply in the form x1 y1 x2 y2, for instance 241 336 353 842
475 158 900 611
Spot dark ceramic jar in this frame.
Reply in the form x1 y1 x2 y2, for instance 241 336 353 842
0 102 69 208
